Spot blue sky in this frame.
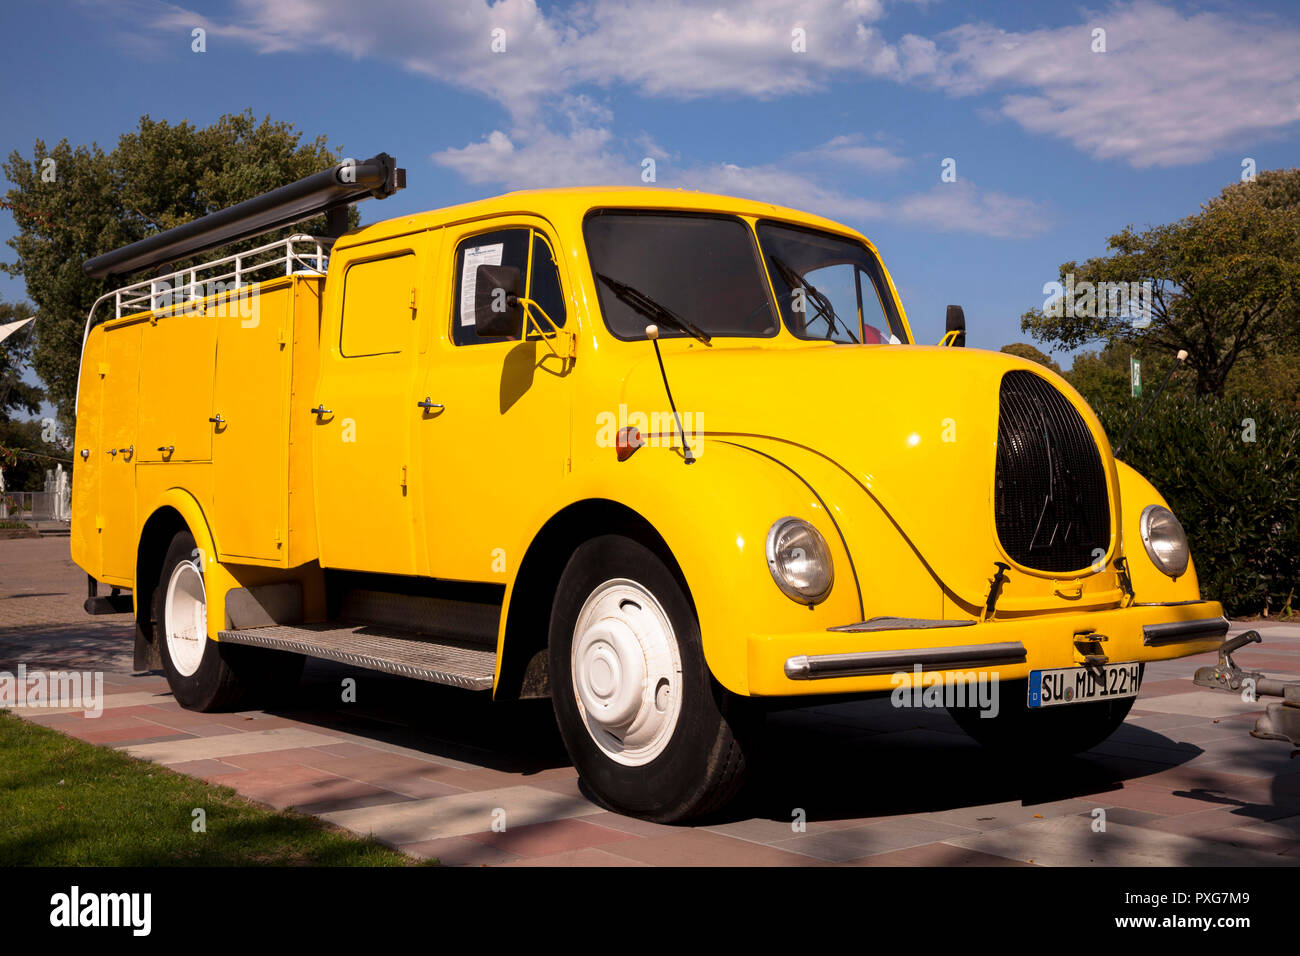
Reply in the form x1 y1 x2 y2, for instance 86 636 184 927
3 0 1299 403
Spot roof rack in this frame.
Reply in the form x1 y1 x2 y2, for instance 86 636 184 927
75 152 405 414
83 152 404 280
97 233 331 323
75 234 333 414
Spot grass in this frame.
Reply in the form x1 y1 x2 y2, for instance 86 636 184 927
0 711 428 865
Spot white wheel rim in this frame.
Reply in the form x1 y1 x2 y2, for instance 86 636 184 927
571 578 683 767
164 559 207 677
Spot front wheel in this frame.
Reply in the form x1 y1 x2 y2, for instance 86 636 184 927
548 535 757 823
947 673 1140 758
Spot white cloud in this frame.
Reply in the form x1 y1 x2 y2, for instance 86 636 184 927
676 161 889 221
134 0 906 118
892 181 1047 237
112 0 1300 168
432 126 632 188
789 134 908 172
433 124 1048 238
901 1 1300 167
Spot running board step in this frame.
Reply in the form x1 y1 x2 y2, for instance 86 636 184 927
218 623 496 690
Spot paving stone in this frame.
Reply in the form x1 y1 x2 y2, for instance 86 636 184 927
1133 692 1270 719
771 817 976 862
602 829 822 867
401 836 521 866
319 785 604 844
846 843 1035 866
499 847 653 867
208 765 399 812
945 816 1297 866
465 818 640 857
122 727 348 764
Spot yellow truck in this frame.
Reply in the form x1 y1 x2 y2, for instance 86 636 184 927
71 154 1227 821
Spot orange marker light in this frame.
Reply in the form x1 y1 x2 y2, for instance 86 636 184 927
616 425 645 462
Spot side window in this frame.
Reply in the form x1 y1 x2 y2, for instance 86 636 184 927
525 231 567 335
451 228 530 346
340 253 416 357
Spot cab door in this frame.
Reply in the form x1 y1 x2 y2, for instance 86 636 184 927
312 236 425 575
417 218 574 582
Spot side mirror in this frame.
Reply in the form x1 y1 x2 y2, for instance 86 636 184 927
945 304 966 348
474 264 523 337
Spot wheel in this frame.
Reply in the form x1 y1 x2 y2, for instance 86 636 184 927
548 535 757 822
154 530 303 711
947 673 1140 757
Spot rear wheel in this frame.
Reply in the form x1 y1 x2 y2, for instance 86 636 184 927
548 535 757 822
947 673 1139 757
154 530 302 711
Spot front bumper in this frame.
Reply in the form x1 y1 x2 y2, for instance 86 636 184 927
746 600 1226 696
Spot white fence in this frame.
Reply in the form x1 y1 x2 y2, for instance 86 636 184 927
0 467 71 531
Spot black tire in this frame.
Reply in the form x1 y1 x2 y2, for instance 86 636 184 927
154 530 303 711
947 671 1140 757
548 535 757 823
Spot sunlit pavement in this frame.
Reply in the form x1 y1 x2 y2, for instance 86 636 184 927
4 536 1299 866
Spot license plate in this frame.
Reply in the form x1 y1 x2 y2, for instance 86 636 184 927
1027 662 1141 708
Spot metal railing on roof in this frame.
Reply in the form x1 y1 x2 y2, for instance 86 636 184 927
96 233 332 324
75 234 333 414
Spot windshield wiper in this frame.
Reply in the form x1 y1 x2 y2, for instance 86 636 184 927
768 256 858 343
594 272 712 345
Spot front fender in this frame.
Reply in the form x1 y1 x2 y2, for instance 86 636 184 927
507 441 863 695
1115 460 1204 603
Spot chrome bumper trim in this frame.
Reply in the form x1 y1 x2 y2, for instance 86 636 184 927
784 641 1028 680
827 616 976 633
1141 616 1230 647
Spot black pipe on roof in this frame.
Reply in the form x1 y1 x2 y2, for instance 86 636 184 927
82 153 406 280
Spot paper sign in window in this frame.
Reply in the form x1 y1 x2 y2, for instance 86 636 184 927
459 243 505 326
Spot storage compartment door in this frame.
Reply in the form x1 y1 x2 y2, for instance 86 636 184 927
211 283 293 561
138 311 217 463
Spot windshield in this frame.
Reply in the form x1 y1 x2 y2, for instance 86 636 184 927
756 220 906 345
585 211 778 340
584 210 907 344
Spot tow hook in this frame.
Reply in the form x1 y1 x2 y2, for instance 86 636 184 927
1193 630 1264 693
1193 630 1300 749
1073 629 1109 667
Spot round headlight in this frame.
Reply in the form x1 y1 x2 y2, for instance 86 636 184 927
766 517 834 605
1139 504 1189 578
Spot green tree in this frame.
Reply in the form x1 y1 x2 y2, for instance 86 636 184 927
999 342 1061 373
1022 168 1300 397
3 111 355 424
1065 343 1192 408
0 300 41 421
0 300 63 492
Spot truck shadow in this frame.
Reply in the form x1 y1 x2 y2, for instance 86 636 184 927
267 660 1299 837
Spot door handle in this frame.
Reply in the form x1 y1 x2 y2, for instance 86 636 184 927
208 414 225 425
106 448 118 456
157 445 174 455
310 405 332 416
417 398 444 410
